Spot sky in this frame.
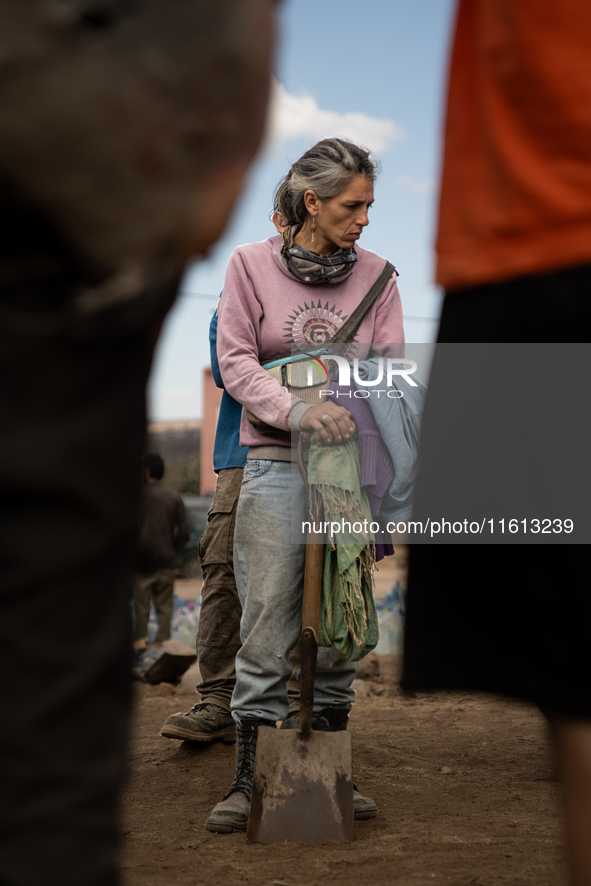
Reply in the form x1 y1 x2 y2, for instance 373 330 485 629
148 0 457 421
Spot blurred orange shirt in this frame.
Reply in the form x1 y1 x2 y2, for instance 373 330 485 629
437 0 591 290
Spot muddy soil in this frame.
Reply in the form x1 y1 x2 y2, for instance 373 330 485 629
121 656 566 886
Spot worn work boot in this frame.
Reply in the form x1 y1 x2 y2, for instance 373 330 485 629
160 702 236 743
280 706 377 821
351 784 378 820
206 718 275 833
279 706 349 731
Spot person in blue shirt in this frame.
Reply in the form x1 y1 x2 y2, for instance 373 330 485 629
161 214 301 744
160 304 246 743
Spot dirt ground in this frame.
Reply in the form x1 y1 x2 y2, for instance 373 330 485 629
121 655 567 886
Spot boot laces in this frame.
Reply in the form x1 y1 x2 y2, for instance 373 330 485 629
188 702 214 715
223 722 259 801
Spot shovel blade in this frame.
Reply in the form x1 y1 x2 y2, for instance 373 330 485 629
247 728 354 844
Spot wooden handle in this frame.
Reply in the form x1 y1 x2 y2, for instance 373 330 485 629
298 500 324 736
302 539 323 637
298 627 317 736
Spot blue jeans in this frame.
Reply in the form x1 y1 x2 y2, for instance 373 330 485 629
232 459 357 723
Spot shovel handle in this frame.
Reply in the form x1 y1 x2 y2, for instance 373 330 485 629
301 536 323 635
298 432 325 736
300 534 323 736
297 431 325 639
299 627 317 735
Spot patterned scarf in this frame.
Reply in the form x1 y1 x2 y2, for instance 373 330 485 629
281 226 357 285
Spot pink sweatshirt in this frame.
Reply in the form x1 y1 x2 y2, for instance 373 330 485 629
217 234 405 447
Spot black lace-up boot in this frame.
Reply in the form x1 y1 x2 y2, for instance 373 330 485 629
205 717 275 833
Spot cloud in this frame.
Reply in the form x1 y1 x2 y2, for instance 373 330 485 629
265 79 405 156
397 175 435 193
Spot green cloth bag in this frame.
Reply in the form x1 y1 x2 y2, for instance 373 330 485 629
307 437 379 662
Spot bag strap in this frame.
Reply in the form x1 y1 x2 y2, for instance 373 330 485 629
328 260 396 354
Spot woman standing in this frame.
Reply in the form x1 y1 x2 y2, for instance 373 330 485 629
208 138 405 833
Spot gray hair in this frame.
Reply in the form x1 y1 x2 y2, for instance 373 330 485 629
273 138 378 227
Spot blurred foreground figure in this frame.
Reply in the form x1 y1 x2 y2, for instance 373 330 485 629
0 2 275 884
404 3 591 885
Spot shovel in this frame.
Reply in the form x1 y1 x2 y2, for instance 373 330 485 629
247 435 355 844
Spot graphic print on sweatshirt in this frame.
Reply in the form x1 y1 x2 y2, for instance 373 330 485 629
284 299 356 357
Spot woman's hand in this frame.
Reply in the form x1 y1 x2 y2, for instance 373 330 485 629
299 402 356 446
